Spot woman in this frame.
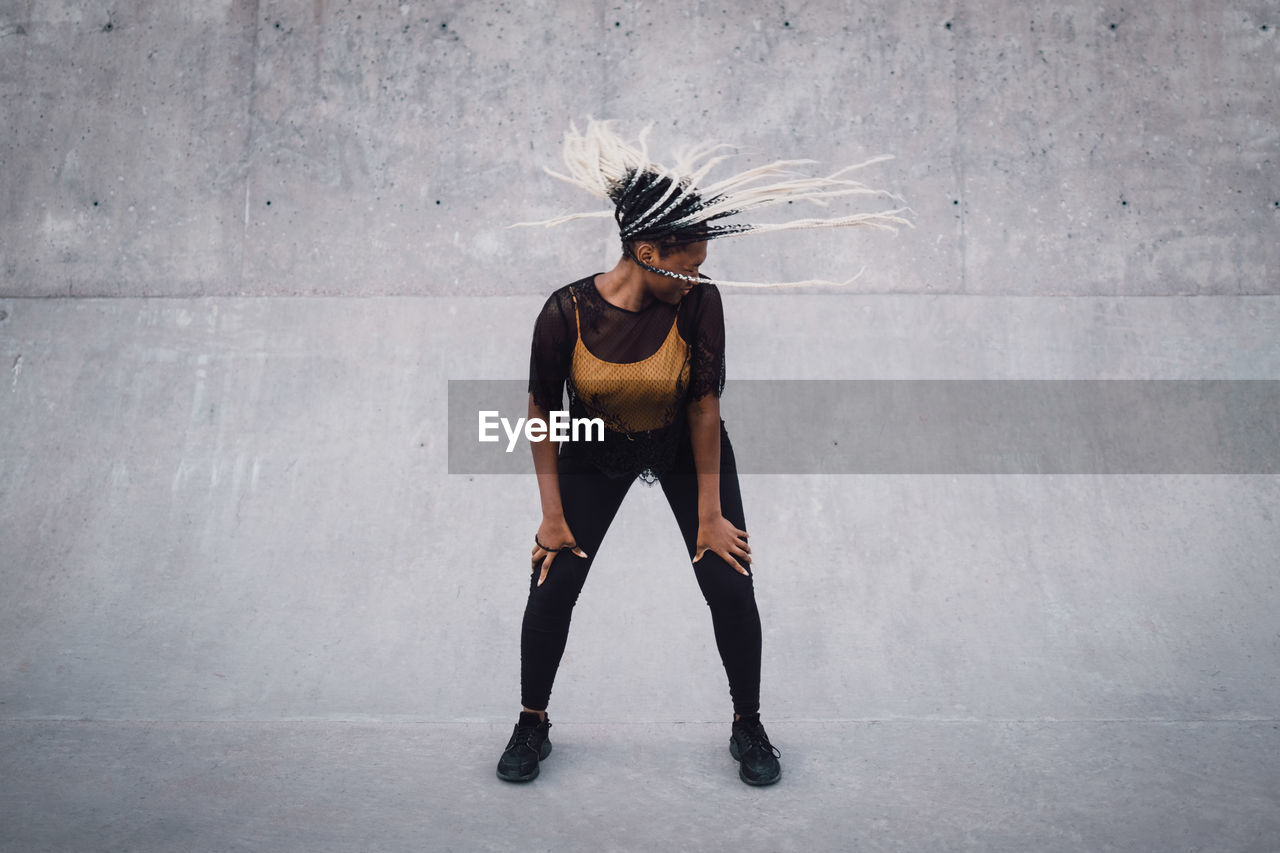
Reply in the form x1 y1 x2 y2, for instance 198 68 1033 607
497 120 908 786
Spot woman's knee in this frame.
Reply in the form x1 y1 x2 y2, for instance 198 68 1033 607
692 554 756 608
526 553 591 609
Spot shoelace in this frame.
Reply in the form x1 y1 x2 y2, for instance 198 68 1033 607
737 723 782 758
510 720 549 752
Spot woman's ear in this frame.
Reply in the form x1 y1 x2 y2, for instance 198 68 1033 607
633 241 657 267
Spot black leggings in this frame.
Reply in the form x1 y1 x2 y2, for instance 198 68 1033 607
520 420 763 716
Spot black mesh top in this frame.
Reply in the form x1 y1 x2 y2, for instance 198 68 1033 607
528 273 727 484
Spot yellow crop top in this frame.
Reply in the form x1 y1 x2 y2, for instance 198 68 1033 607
568 288 692 433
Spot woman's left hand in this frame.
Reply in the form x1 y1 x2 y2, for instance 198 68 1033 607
693 515 751 575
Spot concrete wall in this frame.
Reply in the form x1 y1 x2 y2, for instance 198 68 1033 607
2 0 1275 297
2 0 1278 726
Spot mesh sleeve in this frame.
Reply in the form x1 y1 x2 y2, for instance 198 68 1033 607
687 281 726 402
528 289 573 412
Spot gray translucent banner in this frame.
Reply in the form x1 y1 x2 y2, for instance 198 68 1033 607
448 380 1280 474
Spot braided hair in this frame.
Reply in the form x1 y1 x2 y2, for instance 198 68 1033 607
512 119 912 287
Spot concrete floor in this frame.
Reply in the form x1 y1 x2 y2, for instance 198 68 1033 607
3 294 1279 851
4 719 1279 853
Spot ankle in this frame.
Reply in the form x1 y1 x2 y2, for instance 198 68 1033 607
522 706 547 722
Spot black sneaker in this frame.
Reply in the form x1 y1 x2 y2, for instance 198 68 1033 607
496 711 552 782
729 713 782 786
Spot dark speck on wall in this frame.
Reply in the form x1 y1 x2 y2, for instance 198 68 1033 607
102 20 113 31
945 21 952 30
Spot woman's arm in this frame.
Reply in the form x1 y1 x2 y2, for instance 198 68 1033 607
527 289 588 585
529 394 565 520
687 393 723 521
688 393 751 575
528 394 587 586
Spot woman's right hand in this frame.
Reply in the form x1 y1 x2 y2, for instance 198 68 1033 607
531 517 589 588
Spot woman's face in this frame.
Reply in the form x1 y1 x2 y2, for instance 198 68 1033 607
642 240 708 305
